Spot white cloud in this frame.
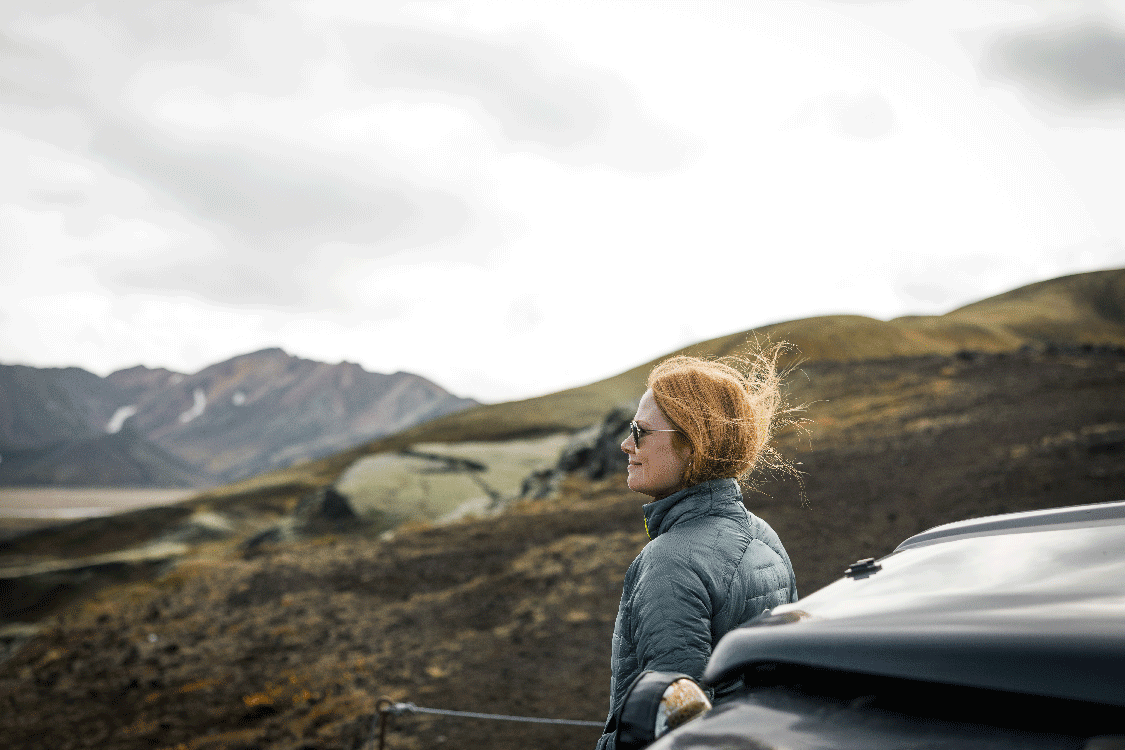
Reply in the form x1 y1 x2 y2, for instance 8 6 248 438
0 0 1122 402
984 18 1125 118
783 90 900 140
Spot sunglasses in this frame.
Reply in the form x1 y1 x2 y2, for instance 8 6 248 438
629 420 680 448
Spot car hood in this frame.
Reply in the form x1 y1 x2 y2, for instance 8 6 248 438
704 500 1125 707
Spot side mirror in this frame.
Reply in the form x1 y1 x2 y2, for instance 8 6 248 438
615 671 712 750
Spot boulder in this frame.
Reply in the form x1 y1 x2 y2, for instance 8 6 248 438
241 486 361 553
293 486 359 528
518 405 635 501
556 407 633 480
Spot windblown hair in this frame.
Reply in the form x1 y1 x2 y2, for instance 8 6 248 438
647 341 806 490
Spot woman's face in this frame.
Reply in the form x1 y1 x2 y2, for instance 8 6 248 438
621 389 693 500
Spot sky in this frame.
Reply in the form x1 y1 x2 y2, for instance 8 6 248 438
2 0 1124 403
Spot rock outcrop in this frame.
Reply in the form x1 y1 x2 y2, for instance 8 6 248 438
519 406 634 501
242 486 363 552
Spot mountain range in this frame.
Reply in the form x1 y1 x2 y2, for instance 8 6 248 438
0 348 476 487
1 268 1123 750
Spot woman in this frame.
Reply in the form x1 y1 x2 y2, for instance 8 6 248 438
595 348 801 750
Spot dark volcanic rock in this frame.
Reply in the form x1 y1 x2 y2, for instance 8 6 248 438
520 407 634 500
582 408 634 480
241 486 362 553
293 486 359 531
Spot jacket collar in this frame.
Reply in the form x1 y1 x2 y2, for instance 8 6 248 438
642 477 742 539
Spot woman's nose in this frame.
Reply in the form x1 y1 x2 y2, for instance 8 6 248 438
621 434 635 453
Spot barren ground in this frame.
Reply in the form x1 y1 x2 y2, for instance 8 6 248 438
0 489 198 520
1 347 1123 750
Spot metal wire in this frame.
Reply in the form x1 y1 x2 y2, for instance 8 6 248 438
370 697 603 750
387 701 604 727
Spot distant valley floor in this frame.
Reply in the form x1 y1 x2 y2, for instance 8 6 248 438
0 488 198 536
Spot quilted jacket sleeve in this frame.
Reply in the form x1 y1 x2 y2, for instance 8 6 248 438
630 548 714 681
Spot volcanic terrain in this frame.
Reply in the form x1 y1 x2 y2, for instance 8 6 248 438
1 269 1123 750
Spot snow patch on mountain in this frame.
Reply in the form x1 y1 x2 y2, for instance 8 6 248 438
179 389 207 424
106 405 138 433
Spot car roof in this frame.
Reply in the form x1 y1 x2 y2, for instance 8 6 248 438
893 499 1125 552
704 500 1125 707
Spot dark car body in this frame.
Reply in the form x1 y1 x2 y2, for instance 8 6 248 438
645 500 1125 750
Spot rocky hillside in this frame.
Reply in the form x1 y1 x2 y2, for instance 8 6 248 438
0 349 476 486
0 343 1122 750
0 268 1123 750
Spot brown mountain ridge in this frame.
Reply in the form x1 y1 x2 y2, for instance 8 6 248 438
0 348 476 487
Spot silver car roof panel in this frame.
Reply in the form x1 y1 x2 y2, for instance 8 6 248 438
894 499 1125 552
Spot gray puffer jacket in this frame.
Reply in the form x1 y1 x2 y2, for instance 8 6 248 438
595 478 797 750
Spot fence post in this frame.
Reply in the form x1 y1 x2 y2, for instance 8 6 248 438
374 697 394 750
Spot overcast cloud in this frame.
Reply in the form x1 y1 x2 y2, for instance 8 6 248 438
2 1 688 309
782 90 900 140
2 0 1124 402
985 17 1125 115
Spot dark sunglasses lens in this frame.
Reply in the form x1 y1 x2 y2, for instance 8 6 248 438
630 421 641 446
